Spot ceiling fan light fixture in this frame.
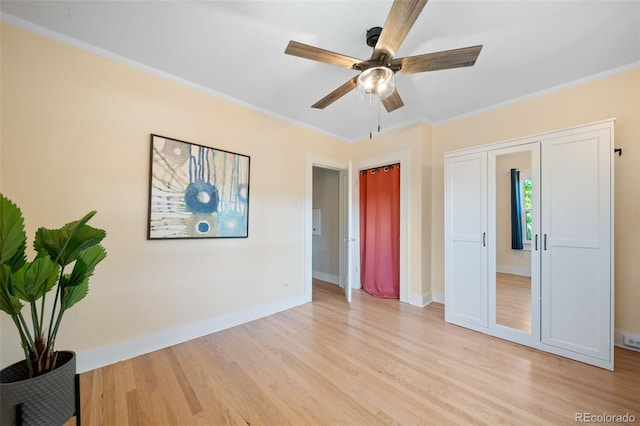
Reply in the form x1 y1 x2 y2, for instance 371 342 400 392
356 66 395 100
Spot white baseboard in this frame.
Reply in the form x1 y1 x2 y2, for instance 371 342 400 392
312 271 340 285
497 265 531 277
75 294 308 373
408 291 445 307
408 292 431 307
432 291 445 304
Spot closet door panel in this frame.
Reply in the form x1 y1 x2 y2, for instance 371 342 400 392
487 143 541 341
541 128 612 361
545 248 604 351
445 153 488 327
450 241 485 322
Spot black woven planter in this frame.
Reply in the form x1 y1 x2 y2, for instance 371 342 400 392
0 351 80 426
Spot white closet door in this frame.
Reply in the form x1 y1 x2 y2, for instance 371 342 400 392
541 127 612 362
445 152 488 328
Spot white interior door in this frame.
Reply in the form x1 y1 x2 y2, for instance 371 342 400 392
541 127 612 362
445 152 488 327
343 160 353 303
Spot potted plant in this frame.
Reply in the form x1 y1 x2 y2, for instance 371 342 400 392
0 193 107 425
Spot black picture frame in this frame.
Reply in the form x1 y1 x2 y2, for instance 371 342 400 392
147 134 250 239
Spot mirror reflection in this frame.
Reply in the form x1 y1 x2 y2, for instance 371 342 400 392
496 151 532 332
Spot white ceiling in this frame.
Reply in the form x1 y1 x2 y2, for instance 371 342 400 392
2 1 639 141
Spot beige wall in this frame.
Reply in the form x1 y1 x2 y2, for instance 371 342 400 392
432 68 640 335
0 23 350 368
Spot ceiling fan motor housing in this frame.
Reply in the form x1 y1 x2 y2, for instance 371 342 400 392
366 27 383 47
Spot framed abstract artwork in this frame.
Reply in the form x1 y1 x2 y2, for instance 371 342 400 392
148 134 250 239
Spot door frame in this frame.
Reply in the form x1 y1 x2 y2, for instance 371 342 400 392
305 154 350 302
352 150 409 303
305 150 409 304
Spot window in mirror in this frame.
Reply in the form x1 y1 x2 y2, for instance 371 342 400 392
520 170 533 249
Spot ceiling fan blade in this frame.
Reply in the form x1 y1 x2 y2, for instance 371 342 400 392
285 40 364 69
311 77 358 109
372 0 428 63
391 45 483 74
382 89 404 112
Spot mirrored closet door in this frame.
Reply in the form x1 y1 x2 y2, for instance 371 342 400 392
488 144 540 342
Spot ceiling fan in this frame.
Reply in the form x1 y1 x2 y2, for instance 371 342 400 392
284 0 483 113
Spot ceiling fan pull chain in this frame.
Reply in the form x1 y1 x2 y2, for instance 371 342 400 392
369 93 374 139
377 95 382 134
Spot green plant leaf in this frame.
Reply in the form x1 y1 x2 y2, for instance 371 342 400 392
79 244 107 278
34 211 106 267
0 265 24 316
12 254 59 303
61 244 106 309
63 244 107 289
0 193 27 269
62 279 89 310
5 240 27 272
0 197 108 376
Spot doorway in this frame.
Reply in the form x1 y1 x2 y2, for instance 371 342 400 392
304 150 409 304
311 166 341 286
304 154 351 303
352 150 409 303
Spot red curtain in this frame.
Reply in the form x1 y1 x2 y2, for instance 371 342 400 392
359 164 400 298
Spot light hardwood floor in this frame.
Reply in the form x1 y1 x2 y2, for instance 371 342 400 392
66 280 639 425
496 272 531 332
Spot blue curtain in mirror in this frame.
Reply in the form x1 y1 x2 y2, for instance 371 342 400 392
510 168 523 250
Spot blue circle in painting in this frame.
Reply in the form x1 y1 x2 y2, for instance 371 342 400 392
216 211 247 237
237 184 248 203
196 220 210 234
184 180 219 214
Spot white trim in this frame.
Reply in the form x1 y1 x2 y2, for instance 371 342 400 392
0 13 349 143
75 294 307 373
496 265 531 277
609 123 616 363
434 62 639 126
2 13 636 143
432 291 445 304
409 292 432 308
312 271 340 286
